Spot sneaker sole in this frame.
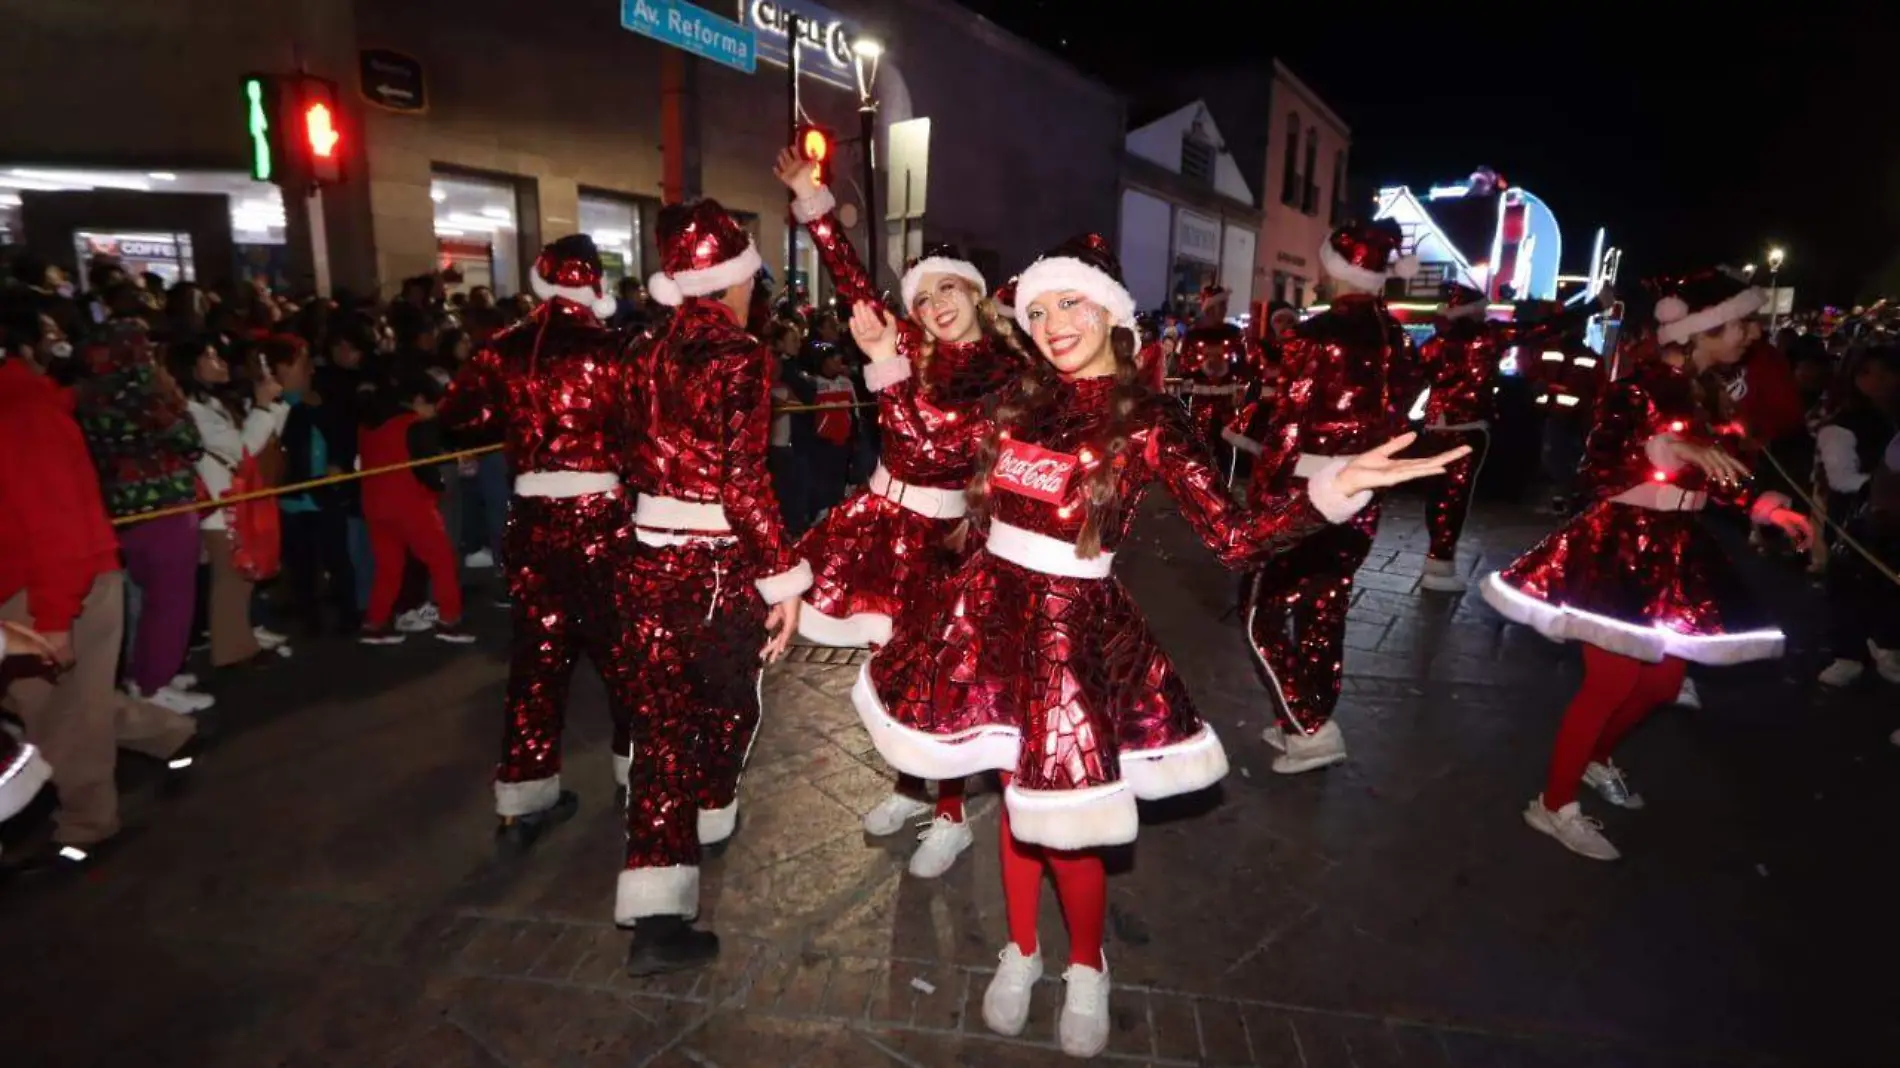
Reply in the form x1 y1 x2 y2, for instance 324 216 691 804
982 1002 1034 1038
908 833 974 879
1418 577 1468 593
1271 751 1346 775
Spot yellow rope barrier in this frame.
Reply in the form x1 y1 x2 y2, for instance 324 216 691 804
1757 445 1900 588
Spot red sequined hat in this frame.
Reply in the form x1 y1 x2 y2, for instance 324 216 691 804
1440 281 1488 320
993 275 1019 317
1199 283 1228 304
1654 270 1766 346
901 242 986 313
530 234 618 318
646 199 764 307
1320 219 1417 291
1012 233 1136 333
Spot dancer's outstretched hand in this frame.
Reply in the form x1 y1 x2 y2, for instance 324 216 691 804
1334 433 1472 497
848 301 899 362
1764 506 1814 551
761 599 800 663
774 147 823 200
1670 440 1752 485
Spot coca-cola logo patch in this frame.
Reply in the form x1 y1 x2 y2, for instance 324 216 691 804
991 440 1079 505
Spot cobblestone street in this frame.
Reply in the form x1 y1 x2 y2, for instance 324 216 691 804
3 495 1894 1067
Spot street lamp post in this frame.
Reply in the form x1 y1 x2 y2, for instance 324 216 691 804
1766 246 1785 333
851 37 884 292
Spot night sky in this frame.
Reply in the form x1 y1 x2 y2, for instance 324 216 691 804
953 2 1897 306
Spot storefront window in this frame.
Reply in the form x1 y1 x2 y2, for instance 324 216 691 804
578 192 640 288
430 171 522 296
0 167 284 287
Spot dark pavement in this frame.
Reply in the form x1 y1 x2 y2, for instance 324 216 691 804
3 495 1896 1068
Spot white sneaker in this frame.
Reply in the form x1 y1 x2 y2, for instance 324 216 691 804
146 685 215 715
1271 721 1347 774
1672 677 1701 709
1817 658 1865 688
1058 958 1112 1058
907 815 973 878
170 673 199 691
464 549 496 569
252 626 289 650
862 793 931 837
396 604 440 634
1582 761 1644 810
1870 642 1900 685
981 944 1043 1037
1260 724 1286 752
1419 556 1467 593
1523 797 1620 861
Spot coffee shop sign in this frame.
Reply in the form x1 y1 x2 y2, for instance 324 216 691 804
743 0 860 73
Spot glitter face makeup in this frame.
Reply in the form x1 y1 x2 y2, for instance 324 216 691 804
1026 292 1116 381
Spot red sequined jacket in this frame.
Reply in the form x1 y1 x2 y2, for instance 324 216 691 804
627 298 810 601
976 375 1364 569
441 297 628 475
1254 294 1419 488
795 185 1022 489
1579 358 1779 518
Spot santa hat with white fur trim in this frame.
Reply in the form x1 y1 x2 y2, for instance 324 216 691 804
529 234 619 318
1654 270 1767 346
900 243 987 313
1320 219 1416 292
1012 233 1137 334
645 199 765 307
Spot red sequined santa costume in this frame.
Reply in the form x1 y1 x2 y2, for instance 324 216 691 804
853 235 1380 1057
1176 285 1261 462
784 168 1024 876
1416 284 1610 592
440 234 632 851
616 200 811 969
1483 272 1809 861
1243 220 1422 775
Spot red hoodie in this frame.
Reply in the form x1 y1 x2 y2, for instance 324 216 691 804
0 360 122 631
1731 339 1805 447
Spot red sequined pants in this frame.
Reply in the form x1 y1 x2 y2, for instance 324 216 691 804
1245 510 1378 734
494 491 635 815
1425 427 1490 562
618 537 766 882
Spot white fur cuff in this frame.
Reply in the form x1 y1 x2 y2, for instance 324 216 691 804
797 603 893 647
698 802 737 845
791 187 838 225
1005 781 1139 850
615 865 700 923
862 357 913 393
494 775 561 818
1750 491 1792 525
613 751 631 790
755 559 814 604
1304 457 1374 524
853 664 1020 780
1120 725 1229 800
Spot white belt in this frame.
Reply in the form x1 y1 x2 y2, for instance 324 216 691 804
1428 419 1491 432
1292 452 1334 480
871 463 967 519
1608 483 1707 512
1186 383 1245 396
513 471 621 498
986 519 1114 579
634 494 736 547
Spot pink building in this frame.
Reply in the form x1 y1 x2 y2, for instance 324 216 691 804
1253 61 1352 310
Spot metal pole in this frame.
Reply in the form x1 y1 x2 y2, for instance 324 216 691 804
785 13 800 294
859 100 878 292
1768 269 1779 334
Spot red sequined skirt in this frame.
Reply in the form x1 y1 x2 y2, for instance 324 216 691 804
856 550 1228 850
795 485 959 647
1481 502 1783 666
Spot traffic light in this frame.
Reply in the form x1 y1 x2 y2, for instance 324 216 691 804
794 123 834 188
241 74 345 189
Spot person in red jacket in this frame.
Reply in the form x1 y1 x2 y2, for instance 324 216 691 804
356 373 473 645
0 295 194 868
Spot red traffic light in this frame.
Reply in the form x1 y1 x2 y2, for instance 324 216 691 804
794 123 834 187
305 101 340 159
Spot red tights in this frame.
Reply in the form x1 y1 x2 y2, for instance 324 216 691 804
997 774 1106 970
1544 645 1687 809
896 773 966 822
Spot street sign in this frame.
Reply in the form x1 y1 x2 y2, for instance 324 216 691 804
737 0 864 91
359 49 427 113
621 0 757 74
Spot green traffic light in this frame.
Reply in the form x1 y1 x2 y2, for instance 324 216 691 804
246 78 272 181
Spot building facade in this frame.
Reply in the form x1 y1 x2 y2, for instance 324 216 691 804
1252 61 1351 310
1117 100 1261 317
0 0 1123 303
